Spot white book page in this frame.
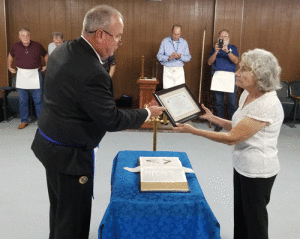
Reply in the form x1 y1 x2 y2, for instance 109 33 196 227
141 168 187 183
139 157 182 169
139 157 187 183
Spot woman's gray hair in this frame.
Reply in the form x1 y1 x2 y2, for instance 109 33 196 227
241 49 281 91
82 5 123 36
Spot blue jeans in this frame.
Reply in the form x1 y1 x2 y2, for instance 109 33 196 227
213 87 237 120
17 72 43 123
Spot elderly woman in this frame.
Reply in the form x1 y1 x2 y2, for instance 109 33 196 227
174 49 284 239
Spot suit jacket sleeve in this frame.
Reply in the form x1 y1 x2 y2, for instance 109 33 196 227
79 71 148 132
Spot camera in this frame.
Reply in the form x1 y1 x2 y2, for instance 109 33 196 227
218 39 224 49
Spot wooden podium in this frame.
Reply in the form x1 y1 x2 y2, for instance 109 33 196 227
137 78 159 129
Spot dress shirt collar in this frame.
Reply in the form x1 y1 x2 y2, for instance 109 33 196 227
169 36 182 43
81 35 103 64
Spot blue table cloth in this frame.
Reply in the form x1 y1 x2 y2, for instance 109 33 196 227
98 151 220 239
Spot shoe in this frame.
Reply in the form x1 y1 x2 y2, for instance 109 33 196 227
214 126 222 132
18 122 28 129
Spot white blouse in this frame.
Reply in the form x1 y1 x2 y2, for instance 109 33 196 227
231 90 284 178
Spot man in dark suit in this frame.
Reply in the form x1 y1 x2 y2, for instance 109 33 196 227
31 5 164 239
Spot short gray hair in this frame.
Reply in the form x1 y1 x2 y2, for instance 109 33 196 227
19 28 30 35
219 29 230 35
82 5 123 36
241 49 281 92
52 31 63 39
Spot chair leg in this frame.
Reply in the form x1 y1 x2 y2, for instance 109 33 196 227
3 90 8 121
209 108 214 128
294 101 298 124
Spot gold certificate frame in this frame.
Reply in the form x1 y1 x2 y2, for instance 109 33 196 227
153 84 202 127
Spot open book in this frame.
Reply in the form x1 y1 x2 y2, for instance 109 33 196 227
139 157 190 192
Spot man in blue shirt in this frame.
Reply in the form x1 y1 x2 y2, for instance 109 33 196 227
157 25 191 89
208 29 239 131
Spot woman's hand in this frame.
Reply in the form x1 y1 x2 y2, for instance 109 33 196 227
173 123 196 134
200 104 214 121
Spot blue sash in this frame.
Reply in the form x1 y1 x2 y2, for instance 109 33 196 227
39 128 96 198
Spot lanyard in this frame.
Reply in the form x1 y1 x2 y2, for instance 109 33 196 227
171 36 179 53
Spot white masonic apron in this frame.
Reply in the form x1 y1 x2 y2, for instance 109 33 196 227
210 71 235 93
163 66 185 89
16 67 40 89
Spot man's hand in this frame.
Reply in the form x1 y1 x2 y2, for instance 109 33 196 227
41 66 47 72
175 53 182 59
146 100 165 117
222 44 229 53
214 43 220 53
148 106 165 117
8 67 17 74
168 52 177 61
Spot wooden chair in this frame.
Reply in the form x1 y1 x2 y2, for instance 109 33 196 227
289 80 300 123
277 81 294 120
0 86 16 121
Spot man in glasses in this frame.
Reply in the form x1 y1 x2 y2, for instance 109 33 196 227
208 29 239 132
48 31 64 56
31 5 164 239
157 25 191 89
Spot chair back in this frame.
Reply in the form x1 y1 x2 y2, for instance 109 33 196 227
277 81 289 99
289 80 300 97
12 75 16 88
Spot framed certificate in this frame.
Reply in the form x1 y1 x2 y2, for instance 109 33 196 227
153 84 202 127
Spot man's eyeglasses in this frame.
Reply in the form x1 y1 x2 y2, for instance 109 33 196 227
87 29 122 44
